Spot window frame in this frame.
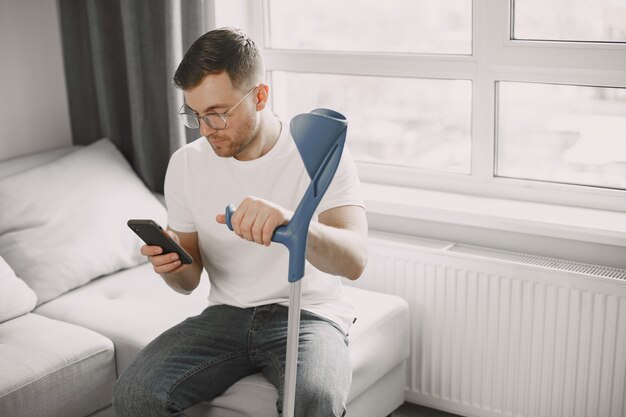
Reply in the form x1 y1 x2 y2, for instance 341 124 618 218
243 0 626 212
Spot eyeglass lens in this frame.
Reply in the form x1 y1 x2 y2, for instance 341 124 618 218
179 113 226 130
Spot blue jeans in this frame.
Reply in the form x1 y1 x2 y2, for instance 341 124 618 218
112 304 351 417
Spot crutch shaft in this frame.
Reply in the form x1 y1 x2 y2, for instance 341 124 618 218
283 280 302 417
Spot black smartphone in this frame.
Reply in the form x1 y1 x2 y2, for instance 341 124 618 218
127 219 193 264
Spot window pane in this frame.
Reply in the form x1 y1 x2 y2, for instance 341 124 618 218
267 0 472 54
513 0 626 42
271 72 472 174
497 82 626 190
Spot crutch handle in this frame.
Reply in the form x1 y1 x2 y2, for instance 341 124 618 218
225 203 288 239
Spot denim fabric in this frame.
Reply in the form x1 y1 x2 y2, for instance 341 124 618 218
112 304 351 417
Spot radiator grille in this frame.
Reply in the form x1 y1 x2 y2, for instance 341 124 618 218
447 244 626 281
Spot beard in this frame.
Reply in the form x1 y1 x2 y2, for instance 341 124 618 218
206 111 259 159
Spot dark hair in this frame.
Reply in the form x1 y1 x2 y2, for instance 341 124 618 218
173 27 263 91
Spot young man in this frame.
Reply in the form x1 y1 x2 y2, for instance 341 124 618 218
113 27 368 417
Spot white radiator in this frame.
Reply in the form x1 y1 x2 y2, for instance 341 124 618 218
347 233 626 417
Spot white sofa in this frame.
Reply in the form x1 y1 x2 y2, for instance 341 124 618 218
0 139 409 417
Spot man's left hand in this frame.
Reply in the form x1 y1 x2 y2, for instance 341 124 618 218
216 196 293 246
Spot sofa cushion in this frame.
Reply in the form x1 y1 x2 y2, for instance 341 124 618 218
343 285 410 401
35 263 409 416
0 313 116 417
0 255 36 323
35 262 212 372
0 145 78 179
0 138 167 305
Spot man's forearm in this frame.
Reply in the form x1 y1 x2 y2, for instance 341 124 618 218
160 262 203 294
305 221 368 280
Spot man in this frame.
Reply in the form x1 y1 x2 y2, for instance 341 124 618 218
113 27 368 417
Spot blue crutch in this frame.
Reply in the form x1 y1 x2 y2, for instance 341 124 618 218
224 108 348 417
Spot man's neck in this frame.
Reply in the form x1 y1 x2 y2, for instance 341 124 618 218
235 112 282 161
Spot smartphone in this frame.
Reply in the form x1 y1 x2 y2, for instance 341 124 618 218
127 219 193 264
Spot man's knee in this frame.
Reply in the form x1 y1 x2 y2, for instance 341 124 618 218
112 370 170 417
294 381 347 417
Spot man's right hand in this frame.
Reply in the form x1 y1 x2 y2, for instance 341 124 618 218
142 228 202 294
140 230 190 275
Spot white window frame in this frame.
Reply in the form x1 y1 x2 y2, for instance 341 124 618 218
219 0 626 213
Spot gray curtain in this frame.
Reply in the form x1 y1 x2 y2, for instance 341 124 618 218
58 0 206 193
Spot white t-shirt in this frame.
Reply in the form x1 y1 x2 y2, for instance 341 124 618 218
164 121 365 333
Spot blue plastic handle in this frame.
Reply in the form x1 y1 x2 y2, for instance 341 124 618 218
225 109 347 283
224 204 236 231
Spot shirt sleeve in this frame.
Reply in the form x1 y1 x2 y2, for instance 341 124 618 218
164 149 197 233
315 145 365 215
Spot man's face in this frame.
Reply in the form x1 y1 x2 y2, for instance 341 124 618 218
183 72 259 159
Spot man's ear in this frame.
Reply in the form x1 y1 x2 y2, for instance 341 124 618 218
255 84 269 111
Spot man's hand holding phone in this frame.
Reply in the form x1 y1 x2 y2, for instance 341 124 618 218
140 230 190 275
127 219 194 276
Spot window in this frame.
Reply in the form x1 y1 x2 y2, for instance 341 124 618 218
271 72 472 174
261 0 474 175
213 0 626 211
497 82 626 190
266 0 472 54
512 0 626 43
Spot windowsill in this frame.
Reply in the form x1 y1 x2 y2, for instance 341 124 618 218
362 182 626 248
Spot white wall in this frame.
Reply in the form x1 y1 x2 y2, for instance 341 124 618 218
0 0 72 161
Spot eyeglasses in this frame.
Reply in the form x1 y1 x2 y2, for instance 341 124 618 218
178 85 257 130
